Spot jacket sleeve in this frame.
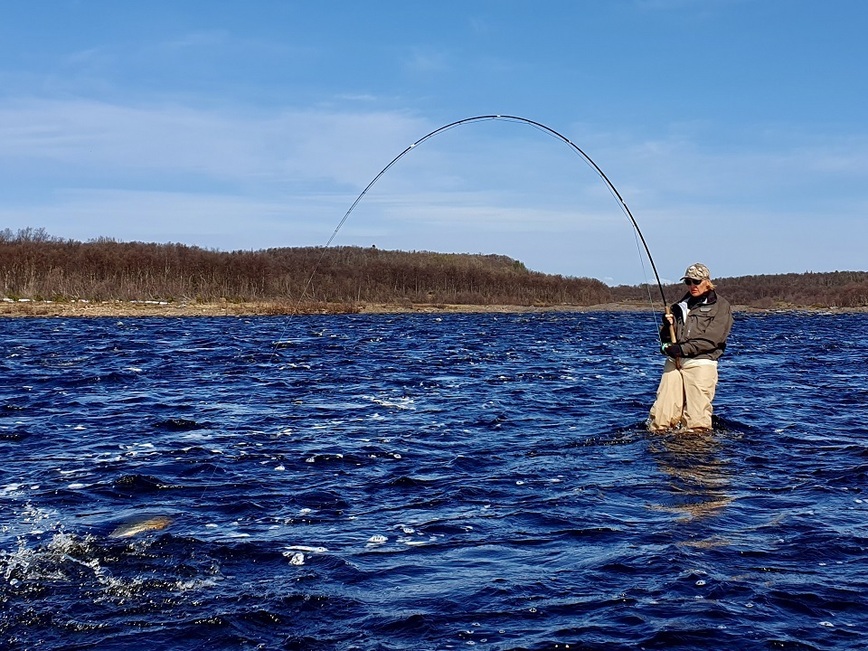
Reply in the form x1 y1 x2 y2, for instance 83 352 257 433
681 299 733 357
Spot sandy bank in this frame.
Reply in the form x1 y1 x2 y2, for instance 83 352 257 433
1 299 864 318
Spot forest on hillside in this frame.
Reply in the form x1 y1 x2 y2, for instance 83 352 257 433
1 228 866 309
612 271 868 309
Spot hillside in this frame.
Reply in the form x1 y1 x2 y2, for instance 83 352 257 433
611 271 868 309
1 228 866 313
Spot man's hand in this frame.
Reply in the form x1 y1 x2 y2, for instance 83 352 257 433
661 343 683 358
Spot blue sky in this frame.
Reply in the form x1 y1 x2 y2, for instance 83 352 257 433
1 1 866 285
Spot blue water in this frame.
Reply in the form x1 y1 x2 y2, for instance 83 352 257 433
1 311 867 650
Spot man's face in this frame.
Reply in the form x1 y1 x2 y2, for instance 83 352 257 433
685 277 710 297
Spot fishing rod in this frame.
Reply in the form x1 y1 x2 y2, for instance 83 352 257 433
306 114 676 343
327 114 669 308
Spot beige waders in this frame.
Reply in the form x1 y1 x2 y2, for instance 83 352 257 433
648 357 718 432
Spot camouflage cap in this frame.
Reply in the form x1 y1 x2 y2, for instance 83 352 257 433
681 263 711 281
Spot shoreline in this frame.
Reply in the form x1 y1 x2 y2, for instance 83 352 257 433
1 299 865 318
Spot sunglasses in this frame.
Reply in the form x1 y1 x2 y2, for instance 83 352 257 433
683 278 704 286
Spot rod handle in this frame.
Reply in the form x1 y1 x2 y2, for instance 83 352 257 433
665 305 677 344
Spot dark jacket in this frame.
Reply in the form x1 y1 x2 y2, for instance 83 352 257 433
660 290 733 361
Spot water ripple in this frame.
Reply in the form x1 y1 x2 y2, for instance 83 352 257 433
1 312 867 649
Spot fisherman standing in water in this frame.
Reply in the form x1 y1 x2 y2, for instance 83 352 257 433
648 263 733 432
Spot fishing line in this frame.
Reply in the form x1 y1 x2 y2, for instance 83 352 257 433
324 114 669 312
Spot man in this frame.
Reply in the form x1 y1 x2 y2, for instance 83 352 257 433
648 263 733 432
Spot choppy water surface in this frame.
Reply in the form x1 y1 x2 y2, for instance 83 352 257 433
1 311 867 650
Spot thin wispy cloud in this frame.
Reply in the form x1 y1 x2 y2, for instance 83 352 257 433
404 48 452 74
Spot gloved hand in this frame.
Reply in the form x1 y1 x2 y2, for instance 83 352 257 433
661 343 683 358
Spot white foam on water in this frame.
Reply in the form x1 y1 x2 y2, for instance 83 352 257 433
2 531 100 587
2 483 24 495
366 395 415 410
180 432 209 440
285 545 328 553
7 528 221 603
58 468 89 477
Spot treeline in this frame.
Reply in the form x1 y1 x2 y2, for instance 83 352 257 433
2 228 866 308
611 271 868 309
0 228 610 306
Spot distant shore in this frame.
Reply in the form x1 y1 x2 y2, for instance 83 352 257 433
1 299 865 318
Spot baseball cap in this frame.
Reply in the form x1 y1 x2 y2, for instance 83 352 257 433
681 263 711 281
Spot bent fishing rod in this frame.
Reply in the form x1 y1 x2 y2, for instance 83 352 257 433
315 114 675 338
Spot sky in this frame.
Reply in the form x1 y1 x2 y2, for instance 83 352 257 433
1 0 866 285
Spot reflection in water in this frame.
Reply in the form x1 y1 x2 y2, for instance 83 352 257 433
649 429 733 523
